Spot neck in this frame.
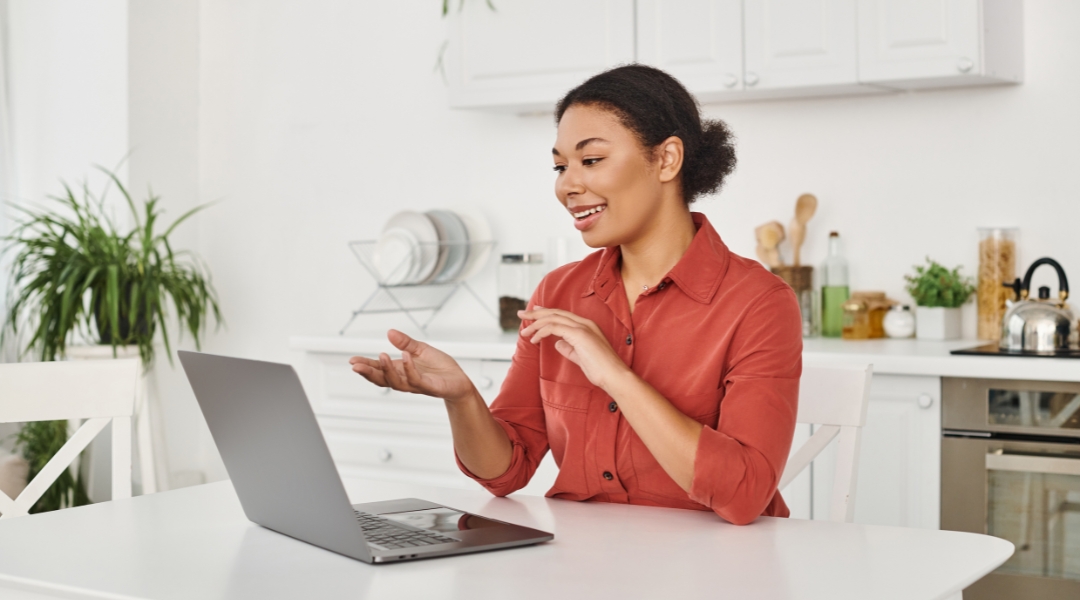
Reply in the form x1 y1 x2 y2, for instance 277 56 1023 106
619 204 697 287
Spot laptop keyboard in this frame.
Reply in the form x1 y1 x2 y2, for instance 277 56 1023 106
354 511 459 550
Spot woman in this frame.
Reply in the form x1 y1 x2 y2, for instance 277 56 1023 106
350 65 801 525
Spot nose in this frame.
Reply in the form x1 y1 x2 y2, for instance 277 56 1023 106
555 164 585 203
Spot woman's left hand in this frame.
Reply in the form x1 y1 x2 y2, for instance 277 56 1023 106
518 307 630 390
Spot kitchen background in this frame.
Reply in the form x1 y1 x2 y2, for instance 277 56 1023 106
2 0 1077 486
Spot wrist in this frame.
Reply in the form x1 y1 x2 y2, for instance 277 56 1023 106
444 385 484 411
600 364 639 398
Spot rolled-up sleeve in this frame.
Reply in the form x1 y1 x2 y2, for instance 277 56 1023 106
455 291 550 496
688 285 802 525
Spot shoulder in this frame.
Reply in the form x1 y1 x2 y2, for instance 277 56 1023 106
721 250 796 307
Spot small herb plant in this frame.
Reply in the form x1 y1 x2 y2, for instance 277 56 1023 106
904 258 976 308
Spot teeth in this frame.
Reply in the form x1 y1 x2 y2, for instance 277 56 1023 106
572 205 606 219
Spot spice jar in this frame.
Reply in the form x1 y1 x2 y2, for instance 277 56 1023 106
977 227 1018 341
841 291 897 340
498 253 544 332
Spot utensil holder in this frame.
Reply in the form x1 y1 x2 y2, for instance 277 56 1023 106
772 265 816 337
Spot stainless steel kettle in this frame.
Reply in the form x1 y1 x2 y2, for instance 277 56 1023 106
1000 257 1074 352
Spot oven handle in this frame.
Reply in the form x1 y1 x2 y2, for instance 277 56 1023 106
986 452 1080 476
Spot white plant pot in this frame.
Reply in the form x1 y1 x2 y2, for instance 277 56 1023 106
915 306 962 340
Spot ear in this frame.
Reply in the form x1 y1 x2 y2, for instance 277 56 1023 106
655 136 684 184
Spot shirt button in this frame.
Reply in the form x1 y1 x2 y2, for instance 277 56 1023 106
659 282 666 290
603 471 614 481
625 335 632 345
608 401 618 413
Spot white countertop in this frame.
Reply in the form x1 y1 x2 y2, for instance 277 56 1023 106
0 478 1012 600
292 332 1080 382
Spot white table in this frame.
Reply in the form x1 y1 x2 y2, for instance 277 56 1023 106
0 479 1012 600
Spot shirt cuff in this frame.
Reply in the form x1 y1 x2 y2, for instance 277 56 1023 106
454 417 530 497
689 426 775 525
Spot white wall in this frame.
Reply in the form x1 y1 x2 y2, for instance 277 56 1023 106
184 0 1080 482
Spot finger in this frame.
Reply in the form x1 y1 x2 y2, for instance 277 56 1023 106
554 339 576 360
349 355 381 369
521 314 583 337
387 329 429 356
351 361 389 387
529 321 583 345
520 307 597 330
379 352 413 392
401 351 426 389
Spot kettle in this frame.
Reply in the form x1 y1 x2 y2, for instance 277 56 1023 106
1000 257 1074 352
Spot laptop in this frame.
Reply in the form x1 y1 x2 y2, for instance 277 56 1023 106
178 350 553 563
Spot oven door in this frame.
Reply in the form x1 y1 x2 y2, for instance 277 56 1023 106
942 434 1080 599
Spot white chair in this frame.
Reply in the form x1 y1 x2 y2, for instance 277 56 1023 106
0 359 139 519
779 363 873 523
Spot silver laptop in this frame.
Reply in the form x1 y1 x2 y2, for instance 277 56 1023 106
178 350 553 564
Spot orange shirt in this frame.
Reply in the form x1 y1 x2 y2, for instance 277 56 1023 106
457 213 802 525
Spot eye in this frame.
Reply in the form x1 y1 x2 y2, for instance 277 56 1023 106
583 157 604 166
552 164 566 173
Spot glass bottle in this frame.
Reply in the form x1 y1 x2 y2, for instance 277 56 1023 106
976 227 1018 341
820 231 850 338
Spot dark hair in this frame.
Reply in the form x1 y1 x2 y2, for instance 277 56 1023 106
555 64 736 204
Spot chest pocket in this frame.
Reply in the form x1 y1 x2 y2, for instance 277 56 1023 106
539 377 592 487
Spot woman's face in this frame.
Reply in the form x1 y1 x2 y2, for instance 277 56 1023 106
552 104 669 248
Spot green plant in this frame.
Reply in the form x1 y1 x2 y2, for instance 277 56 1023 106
2 167 222 513
2 167 222 366
13 421 91 513
904 258 975 308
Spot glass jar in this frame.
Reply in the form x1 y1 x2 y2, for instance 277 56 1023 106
498 253 544 332
883 305 916 338
841 297 870 340
771 266 816 337
977 228 1018 341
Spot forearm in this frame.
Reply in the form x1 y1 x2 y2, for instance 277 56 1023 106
603 370 703 492
444 388 514 480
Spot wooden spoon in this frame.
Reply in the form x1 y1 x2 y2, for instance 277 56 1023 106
755 221 786 268
789 193 818 266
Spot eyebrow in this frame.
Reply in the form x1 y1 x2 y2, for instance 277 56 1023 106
551 137 611 156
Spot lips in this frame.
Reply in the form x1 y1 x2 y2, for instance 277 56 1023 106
571 204 607 231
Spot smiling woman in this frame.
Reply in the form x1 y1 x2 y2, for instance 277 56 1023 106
350 64 802 525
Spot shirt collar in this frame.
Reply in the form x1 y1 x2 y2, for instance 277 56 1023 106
583 212 731 305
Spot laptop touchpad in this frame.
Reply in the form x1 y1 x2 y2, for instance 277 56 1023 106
381 508 505 533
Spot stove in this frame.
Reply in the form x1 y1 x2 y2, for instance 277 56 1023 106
950 343 1080 358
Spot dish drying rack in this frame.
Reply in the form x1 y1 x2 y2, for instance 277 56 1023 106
339 239 498 335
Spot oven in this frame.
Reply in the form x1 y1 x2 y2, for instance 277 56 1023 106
942 378 1080 599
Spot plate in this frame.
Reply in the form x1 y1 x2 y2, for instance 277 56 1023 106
454 209 493 281
383 211 439 285
373 227 420 286
420 211 450 285
427 210 470 284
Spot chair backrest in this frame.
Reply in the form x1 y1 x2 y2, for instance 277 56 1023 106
779 363 873 523
0 359 139 519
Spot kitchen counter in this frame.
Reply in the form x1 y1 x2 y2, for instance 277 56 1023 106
291 333 1080 383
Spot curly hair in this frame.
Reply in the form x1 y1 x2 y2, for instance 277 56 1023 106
555 64 736 204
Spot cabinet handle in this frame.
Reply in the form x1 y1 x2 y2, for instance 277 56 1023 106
476 376 494 390
724 73 738 89
956 57 974 73
379 449 393 463
744 72 760 87
917 394 934 409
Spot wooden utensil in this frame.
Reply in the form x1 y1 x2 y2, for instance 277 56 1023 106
754 221 786 268
789 193 818 266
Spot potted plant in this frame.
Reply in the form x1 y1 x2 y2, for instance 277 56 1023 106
904 258 975 340
1 168 222 513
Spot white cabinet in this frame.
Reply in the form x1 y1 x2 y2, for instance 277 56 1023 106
445 0 635 111
857 0 1023 88
301 351 558 496
811 374 941 529
636 0 744 101
743 0 866 97
446 0 1022 110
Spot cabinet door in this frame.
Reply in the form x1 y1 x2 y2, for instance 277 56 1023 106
858 0 984 87
812 374 941 529
446 0 635 111
743 0 861 93
636 0 744 102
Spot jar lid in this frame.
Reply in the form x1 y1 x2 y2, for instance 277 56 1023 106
501 253 544 264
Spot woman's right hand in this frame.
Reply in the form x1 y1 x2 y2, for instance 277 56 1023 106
349 329 476 403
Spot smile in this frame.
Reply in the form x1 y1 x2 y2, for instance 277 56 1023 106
571 205 607 220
